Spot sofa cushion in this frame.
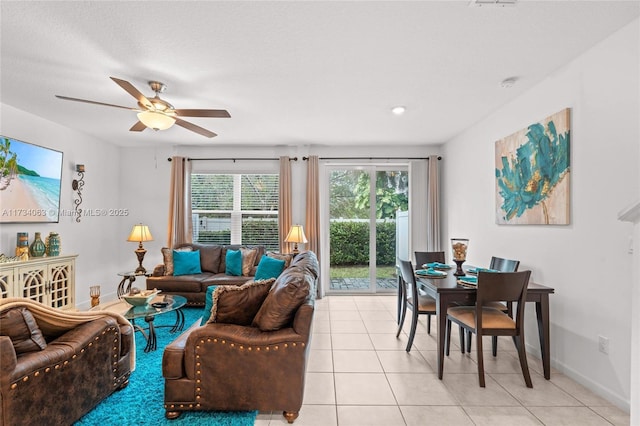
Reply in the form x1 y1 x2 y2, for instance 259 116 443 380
252 268 312 331
290 250 320 279
201 274 254 287
240 247 258 276
201 285 218 325
0 307 47 354
266 251 294 269
225 249 242 276
198 245 223 273
207 278 276 326
173 250 202 276
161 246 193 276
255 255 286 280
147 274 215 293
219 245 266 274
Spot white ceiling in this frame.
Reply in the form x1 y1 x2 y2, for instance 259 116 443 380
1 1 638 148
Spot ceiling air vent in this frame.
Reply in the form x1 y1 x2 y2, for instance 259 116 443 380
469 0 517 7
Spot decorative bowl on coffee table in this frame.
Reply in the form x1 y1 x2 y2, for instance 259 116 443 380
123 289 160 306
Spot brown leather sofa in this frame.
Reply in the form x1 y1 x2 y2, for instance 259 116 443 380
162 251 318 424
0 298 134 426
147 244 266 306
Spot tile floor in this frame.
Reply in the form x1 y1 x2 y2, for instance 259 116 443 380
255 295 630 426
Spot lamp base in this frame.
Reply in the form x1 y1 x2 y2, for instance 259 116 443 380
134 246 147 275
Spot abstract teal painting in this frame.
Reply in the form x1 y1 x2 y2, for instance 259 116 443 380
495 108 570 225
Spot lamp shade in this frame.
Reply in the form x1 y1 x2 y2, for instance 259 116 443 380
137 110 176 130
285 225 308 244
127 224 154 243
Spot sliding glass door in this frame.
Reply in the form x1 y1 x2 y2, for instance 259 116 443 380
327 165 408 293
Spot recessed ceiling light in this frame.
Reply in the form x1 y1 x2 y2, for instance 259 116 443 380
391 106 406 115
500 77 518 88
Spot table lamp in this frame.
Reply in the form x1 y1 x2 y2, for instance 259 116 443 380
127 224 154 274
285 225 308 254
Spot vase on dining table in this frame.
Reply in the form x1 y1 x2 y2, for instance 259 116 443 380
451 238 469 276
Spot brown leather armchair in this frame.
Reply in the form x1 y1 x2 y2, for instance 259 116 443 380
162 251 318 424
0 298 134 426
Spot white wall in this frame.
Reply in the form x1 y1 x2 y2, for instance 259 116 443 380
0 104 123 309
442 18 639 410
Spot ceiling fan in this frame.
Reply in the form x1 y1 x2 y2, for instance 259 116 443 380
55 77 230 138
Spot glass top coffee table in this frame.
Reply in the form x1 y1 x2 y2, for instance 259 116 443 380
92 294 187 352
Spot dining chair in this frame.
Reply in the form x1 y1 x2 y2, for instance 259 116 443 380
463 256 521 354
489 256 520 273
396 251 444 326
396 258 437 352
414 251 446 268
446 270 533 388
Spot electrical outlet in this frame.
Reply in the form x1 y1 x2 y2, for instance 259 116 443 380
598 335 609 354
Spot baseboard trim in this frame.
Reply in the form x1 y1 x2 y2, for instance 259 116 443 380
525 342 630 412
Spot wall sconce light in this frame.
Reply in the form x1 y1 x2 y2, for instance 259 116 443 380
72 164 85 222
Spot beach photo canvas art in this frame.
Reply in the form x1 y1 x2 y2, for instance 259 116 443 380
495 108 571 225
0 136 63 223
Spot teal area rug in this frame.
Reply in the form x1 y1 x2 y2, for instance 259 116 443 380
75 308 256 426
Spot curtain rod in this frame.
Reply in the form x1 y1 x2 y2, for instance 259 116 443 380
301 156 441 160
167 157 298 162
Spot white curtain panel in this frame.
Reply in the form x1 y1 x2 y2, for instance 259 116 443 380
426 156 441 251
408 160 429 257
305 155 323 298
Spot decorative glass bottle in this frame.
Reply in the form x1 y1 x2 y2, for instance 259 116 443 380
29 232 46 257
15 232 29 258
46 232 61 256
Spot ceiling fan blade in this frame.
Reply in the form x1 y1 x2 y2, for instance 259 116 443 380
130 121 147 132
174 109 231 118
55 95 137 111
175 117 217 138
110 77 153 110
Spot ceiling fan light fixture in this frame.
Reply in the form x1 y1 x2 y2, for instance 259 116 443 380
137 110 176 130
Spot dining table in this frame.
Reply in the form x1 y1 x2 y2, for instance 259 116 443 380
415 267 555 380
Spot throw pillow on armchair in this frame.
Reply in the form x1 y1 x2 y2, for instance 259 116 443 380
206 278 276 325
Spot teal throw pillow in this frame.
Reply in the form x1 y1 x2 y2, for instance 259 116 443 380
173 250 202 276
225 249 242 276
201 285 218 325
255 255 286 280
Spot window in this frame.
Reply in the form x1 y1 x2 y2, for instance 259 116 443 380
191 174 279 250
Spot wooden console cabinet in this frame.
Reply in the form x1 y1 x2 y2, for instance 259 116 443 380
0 255 77 310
